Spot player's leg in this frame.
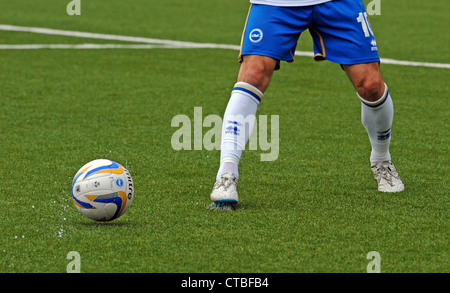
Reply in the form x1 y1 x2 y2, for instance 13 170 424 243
343 62 404 192
210 56 276 210
311 0 404 192
343 62 391 163
210 4 310 209
216 55 277 180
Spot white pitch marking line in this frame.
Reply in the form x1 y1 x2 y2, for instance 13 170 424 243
0 44 183 49
1 24 449 69
378 58 450 69
0 24 240 50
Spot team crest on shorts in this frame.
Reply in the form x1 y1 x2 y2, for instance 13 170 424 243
249 28 263 43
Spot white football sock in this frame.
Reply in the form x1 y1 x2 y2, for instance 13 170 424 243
359 83 394 165
216 82 262 180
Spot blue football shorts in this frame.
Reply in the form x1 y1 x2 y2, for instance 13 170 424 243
239 0 381 69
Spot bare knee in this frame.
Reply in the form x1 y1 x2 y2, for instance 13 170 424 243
356 77 385 102
343 63 386 102
237 55 277 93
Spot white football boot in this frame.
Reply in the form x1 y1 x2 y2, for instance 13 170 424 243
210 173 238 210
371 161 405 192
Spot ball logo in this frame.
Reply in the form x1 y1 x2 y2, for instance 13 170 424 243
116 178 124 187
249 28 263 43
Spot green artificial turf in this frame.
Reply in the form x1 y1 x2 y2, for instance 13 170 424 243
0 0 448 273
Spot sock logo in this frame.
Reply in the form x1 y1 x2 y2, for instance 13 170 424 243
227 120 243 126
171 107 279 161
377 128 391 140
225 120 242 136
225 126 240 136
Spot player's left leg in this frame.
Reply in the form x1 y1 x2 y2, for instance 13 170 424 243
343 62 404 192
311 0 404 192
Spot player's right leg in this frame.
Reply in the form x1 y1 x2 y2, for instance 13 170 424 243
210 55 276 210
210 4 311 209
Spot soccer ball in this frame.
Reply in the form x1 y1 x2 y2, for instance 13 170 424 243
71 159 134 221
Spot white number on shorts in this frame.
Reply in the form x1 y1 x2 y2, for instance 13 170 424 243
357 12 374 38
